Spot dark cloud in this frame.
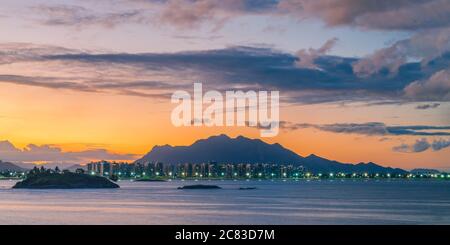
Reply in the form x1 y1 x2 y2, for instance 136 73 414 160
416 103 441 110
432 139 450 151
0 74 179 100
393 138 450 153
393 138 431 153
387 125 450 136
2 43 450 104
42 46 450 103
276 122 450 136
7 1 450 104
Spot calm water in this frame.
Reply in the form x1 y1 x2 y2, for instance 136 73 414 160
1 179 450 224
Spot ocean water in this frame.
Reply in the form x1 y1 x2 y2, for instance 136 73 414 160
1 179 450 225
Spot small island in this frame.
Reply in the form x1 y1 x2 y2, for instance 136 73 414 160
135 178 167 182
177 184 222 190
13 169 119 189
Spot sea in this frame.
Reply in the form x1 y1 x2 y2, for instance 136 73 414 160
1 179 449 224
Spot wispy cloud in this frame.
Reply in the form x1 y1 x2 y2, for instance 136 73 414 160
274 122 450 136
31 4 146 28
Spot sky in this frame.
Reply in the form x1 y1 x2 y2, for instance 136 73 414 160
0 0 449 170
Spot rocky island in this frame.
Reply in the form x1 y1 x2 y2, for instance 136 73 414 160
135 178 167 182
177 184 222 190
13 171 119 189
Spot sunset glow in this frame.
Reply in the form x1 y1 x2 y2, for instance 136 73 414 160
0 0 449 171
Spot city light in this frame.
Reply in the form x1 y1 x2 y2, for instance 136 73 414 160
79 161 450 181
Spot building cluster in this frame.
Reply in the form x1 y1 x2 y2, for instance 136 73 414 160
87 161 305 179
85 161 450 179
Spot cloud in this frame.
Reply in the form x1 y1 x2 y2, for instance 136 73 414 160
0 140 138 165
154 0 278 29
393 138 450 153
277 1 450 79
404 69 450 101
0 42 78 65
393 138 431 153
295 38 338 69
277 122 450 136
2 43 450 104
416 103 440 110
0 74 97 92
432 139 450 151
28 1 279 30
126 0 450 31
35 46 413 103
24 0 450 32
278 0 450 31
157 0 225 29
32 4 145 28
353 28 450 76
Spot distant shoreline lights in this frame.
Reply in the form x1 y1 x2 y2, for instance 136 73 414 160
171 83 280 137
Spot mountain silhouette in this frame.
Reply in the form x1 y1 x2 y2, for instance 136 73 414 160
0 160 24 172
136 134 406 174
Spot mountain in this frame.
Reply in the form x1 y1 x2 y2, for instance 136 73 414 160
136 134 407 174
410 168 440 175
141 134 301 165
301 154 406 174
0 160 24 172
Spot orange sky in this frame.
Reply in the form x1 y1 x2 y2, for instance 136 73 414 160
1 82 449 170
0 0 449 171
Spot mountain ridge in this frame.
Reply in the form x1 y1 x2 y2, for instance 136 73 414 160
136 134 407 174
0 160 24 172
